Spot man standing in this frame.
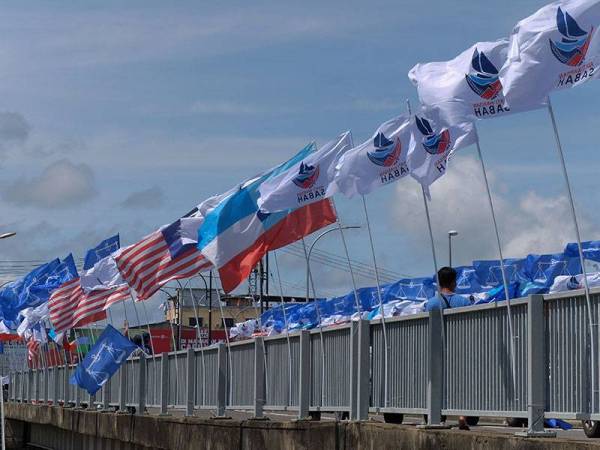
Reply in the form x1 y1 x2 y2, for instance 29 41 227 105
424 266 472 430
425 267 471 311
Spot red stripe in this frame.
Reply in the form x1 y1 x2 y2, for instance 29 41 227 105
137 253 210 300
116 233 164 279
219 199 336 292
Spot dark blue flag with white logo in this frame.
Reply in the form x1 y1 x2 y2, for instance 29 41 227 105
69 324 137 395
564 241 600 263
83 234 120 270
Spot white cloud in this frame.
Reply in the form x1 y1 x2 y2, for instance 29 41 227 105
120 186 164 209
391 155 600 266
2 159 97 208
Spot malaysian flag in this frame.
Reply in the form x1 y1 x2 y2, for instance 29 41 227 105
26 336 39 362
115 216 212 300
49 236 131 333
49 278 129 333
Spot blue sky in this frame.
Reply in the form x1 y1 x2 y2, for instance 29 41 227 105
0 0 599 308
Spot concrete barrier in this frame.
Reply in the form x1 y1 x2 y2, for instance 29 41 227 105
5 403 600 450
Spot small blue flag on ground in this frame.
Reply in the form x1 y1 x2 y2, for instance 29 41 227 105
69 324 137 395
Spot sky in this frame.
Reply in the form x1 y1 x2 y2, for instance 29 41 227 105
0 0 599 320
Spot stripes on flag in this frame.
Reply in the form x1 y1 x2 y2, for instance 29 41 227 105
115 230 211 301
49 277 129 333
26 337 39 362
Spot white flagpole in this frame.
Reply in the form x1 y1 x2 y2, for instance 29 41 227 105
214 279 234 406
330 199 361 315
474 134 518 400
546 96 596 411
360 194 389 408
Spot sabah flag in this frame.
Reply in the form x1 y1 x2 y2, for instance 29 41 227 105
500 0 600 111
197 143 337 293
409 39 546 121
334 115 412 198
257 131 352 212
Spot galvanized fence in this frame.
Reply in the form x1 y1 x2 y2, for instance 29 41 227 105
7 289 600 434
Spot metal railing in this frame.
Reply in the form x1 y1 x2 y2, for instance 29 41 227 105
7 289 600 434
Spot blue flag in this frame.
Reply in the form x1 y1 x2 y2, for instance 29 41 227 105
523 253 582 289
69 324 137 395
83 234 120 270
564 241 600 263
472 258 526 289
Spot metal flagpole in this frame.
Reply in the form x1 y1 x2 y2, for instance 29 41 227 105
546 96 597 411
271 251 294 406
214 278 234 406
330 200 361 315
180 277 208 405
361 194 390 407
159 287 181 408
301 237 327 407
474 134 518 400
407 99 446 366
139 300 158 406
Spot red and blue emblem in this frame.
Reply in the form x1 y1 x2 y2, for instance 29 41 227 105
550 7 593 67
415 116 450 155
367 132 402 167
292 162 320 189
465 48 502 100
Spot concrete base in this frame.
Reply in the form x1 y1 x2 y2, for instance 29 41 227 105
416 424 452 430
515 430 557 438
6 403 598 450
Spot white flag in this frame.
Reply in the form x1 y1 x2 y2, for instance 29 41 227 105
80 253 126 293
334 116 412 198
408 108 477 193
500 0 600 110
257 131 352 212
409 39 545 121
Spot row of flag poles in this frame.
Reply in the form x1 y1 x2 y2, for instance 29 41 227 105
0 0 599 409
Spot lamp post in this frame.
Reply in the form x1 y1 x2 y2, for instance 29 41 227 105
448 230 458 267
305 225 361 302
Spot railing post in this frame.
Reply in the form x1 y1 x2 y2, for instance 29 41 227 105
43 368 49 404
185 348 194 416
516 294 555 437
21 370 25 403
53 367 60 406
63 364 70 406
160 353 169 415
357 319 370 421
119 364 127 411
34 369 40 403
74 377 81 409
419 310 447 428
350 321 359 420
215 343 227 418
297 331 310 420
103 378 111 410
138 355 147 415
253 338 265 419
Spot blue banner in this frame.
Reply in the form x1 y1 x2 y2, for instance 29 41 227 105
564 241 600 263
70 325 137 395
523 253 582 289
83 235 120 270
472 258 527 289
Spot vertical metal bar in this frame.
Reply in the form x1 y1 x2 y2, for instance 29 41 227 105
356 320 370 420
43 368 49 404
546 98 596 412
349 322 359 420
160 353 169 415
53 367 59 406
119 363 126 411
63 364 69 406
426 310 443 426
516 294 555 437
253 337 265 419
74 374 81 408
298 331 310 419
185 348 194 416
103 378 110 410
216 343 227 417
138 355 147 415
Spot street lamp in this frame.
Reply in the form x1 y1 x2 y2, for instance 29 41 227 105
448 230 459 267
305 225 361 302
0 232 16 240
